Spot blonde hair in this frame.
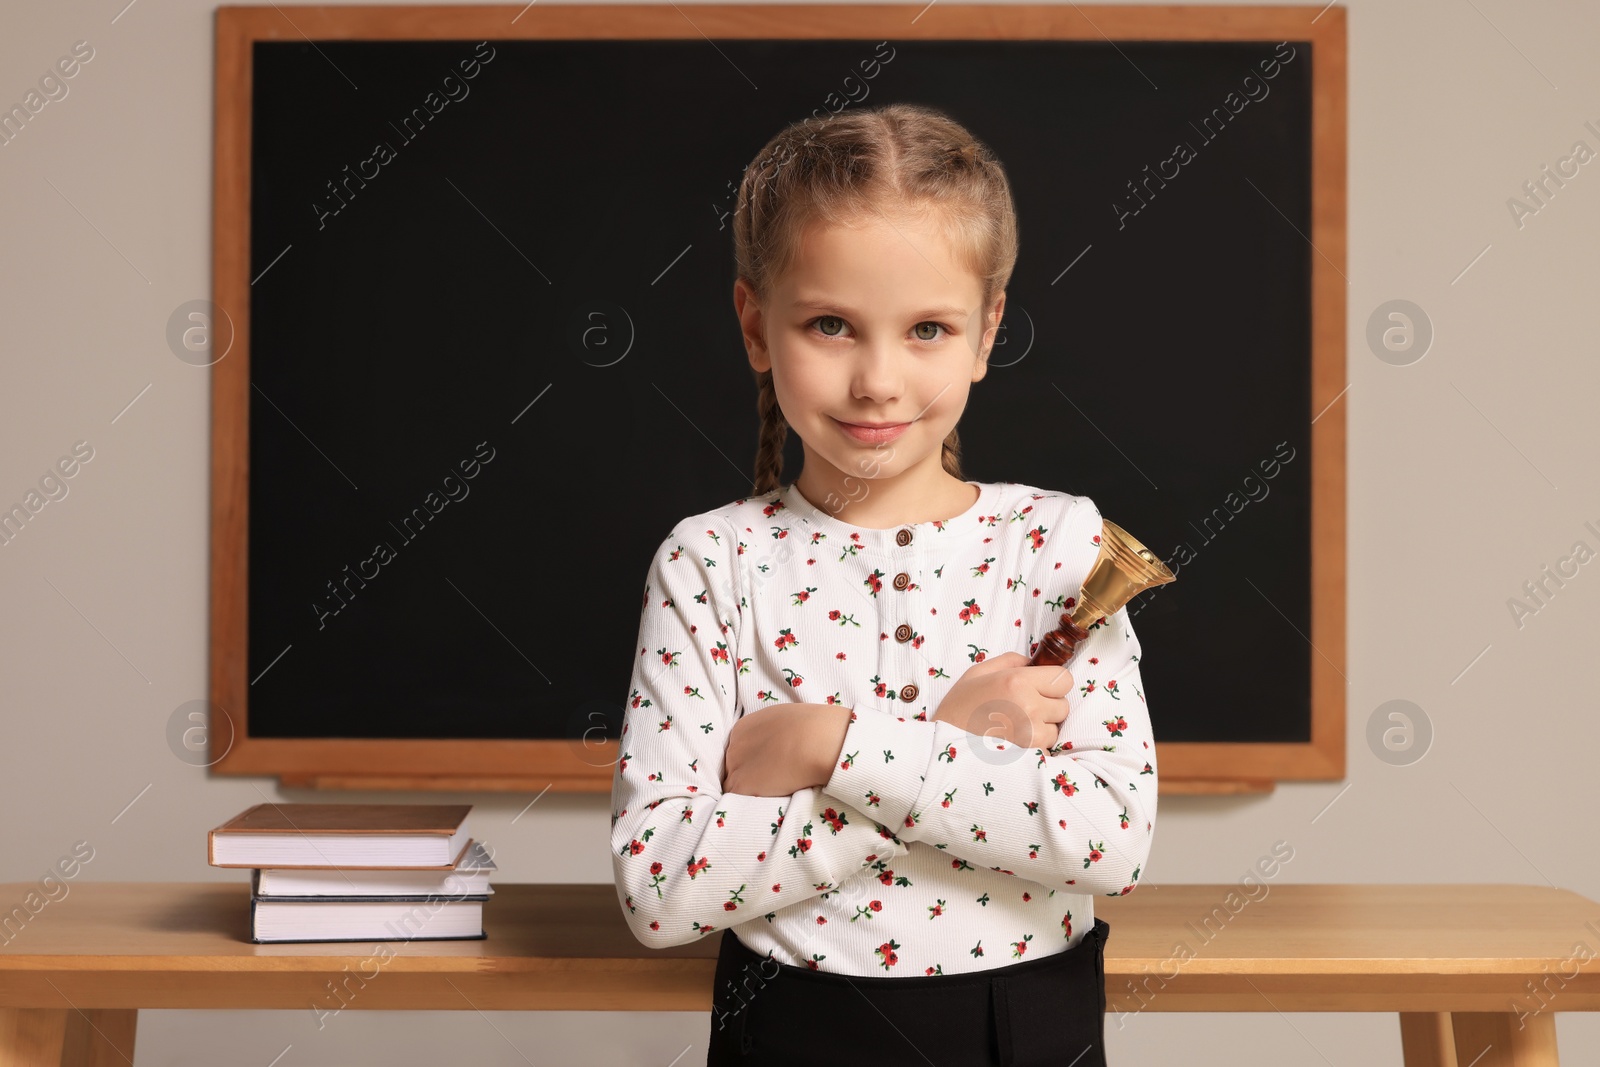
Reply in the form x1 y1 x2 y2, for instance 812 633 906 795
732 103 1020 497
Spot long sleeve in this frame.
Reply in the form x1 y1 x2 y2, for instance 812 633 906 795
610 517 910 950
818 494 1156 896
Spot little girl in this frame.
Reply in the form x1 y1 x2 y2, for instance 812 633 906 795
611 103 1156 1067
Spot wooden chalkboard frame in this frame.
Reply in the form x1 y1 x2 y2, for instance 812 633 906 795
210 3 1346 794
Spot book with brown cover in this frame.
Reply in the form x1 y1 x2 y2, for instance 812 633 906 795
208 803 473 869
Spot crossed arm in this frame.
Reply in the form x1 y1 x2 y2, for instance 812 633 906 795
742 609 1155 899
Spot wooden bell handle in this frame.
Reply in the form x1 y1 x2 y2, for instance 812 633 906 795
1029 612 1092 667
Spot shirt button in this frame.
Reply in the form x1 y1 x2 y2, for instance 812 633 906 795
892 572 910 590
899 683 919 702
894 624 913 643
895 528 913 546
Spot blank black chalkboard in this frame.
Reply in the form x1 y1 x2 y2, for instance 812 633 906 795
212 5 1346 791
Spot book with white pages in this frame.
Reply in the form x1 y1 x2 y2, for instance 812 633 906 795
254 839 497 898
247 893 488 944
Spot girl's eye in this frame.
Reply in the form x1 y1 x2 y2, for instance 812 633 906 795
913 322 945 342
815 316 846 337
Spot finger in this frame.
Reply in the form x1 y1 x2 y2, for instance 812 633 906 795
982 702 1025 735
977 702 1028 745
1025 663 1075 698
978 651 1028 670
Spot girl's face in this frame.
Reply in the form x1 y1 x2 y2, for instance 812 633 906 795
736 210 1004 499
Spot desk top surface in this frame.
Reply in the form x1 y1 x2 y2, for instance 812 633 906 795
1 881 1596 975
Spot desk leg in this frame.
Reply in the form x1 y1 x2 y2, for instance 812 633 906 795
1399 1012 1455 1065
1399 1011 1558 1067
1450 1012 1558 1066
0 1008 138 1066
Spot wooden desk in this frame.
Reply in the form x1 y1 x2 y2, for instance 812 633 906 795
0 882 1593 1066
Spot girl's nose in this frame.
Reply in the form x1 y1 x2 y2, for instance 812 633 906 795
851 344 905 401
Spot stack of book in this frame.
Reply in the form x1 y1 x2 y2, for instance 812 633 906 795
208 802 495 944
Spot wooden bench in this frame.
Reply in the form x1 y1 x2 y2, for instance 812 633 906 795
0 882 1591 1065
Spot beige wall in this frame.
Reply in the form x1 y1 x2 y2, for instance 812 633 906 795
4 0 1599 1062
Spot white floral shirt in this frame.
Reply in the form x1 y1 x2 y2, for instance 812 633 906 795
610 480 1156 976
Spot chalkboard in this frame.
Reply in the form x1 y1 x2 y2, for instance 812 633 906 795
209 5 1347 792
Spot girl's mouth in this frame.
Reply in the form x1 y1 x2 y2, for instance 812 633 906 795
834 418 910 444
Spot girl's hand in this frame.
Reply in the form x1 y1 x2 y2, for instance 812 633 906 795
721 704 832 797
932 651 1074 750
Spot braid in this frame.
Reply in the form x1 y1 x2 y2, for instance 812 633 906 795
752 370 788 496
941 425 965 480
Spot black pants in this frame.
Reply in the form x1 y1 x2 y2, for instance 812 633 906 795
706 917 1110 1067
